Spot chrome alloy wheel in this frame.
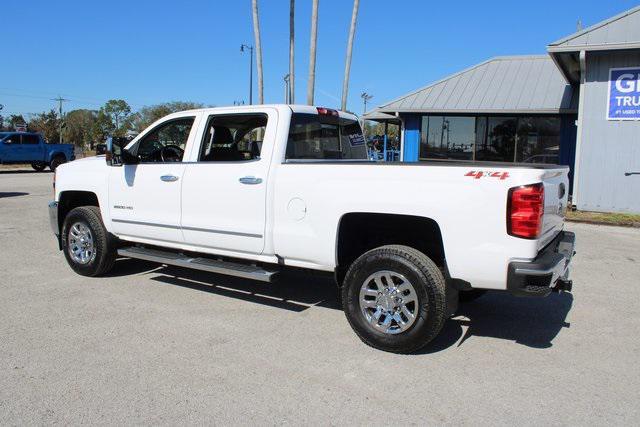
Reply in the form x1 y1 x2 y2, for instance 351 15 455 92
68 222 96 265
359 270 418 334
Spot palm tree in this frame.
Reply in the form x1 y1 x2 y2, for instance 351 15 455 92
341 0 360 111
306 0 319 105
252 0 264 104
289 0 295 104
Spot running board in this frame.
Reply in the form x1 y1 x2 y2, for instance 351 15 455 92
117 247 279 282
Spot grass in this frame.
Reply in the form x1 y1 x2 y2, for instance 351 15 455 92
566 209 640 227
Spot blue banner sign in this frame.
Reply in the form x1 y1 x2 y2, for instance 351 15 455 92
608 67 640 120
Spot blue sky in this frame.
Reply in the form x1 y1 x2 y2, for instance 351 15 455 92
1 0 638 118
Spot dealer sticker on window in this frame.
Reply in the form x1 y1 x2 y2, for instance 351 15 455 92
348 134 365 147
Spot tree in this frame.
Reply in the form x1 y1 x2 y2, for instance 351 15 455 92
130 101 205 132
4 114 27 131
64 109 97 149
341 0 360 111
102 99 132 136
307 0 319 105
252 0 264 104
29 110 61 143
289 0 295 104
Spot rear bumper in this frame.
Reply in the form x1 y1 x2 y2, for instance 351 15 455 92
507 231 575 297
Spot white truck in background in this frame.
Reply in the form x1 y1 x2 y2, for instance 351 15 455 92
48 104 575 353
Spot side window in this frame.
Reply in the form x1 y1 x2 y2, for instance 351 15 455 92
4 134 21 144
134 117 195 163
199 114 267 162
22 135 40 144
285 113 368 160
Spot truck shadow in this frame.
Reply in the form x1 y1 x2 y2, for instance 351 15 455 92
0 170 50 175
148 266 341 312
420 291 573 354
121 259 572 352
0 192 29 198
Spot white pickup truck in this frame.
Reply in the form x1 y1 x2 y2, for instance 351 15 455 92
49 104 575 353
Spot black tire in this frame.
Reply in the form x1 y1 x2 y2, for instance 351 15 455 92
459 289 488 303
49 156 66 172
61 206 116 277
342 245 447 353
31 162 46 172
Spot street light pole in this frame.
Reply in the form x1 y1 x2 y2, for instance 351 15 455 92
240 44 254 105
284 74 290 103
360 92 373 114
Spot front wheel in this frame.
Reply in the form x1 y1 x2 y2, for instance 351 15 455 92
61 206 116 277
342 245 447 353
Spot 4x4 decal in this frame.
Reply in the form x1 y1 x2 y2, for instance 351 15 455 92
465 171 510 180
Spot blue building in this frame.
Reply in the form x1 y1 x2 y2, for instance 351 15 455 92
365 6 640 213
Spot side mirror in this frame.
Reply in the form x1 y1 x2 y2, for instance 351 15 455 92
106 137 137 166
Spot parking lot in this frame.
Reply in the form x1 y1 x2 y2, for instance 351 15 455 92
1 169 639 425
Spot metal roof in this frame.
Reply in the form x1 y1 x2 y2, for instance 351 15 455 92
362 108 401 122
548 6 640 52
373 56 577 115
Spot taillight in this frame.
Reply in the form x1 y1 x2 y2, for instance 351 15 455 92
507 183 545 239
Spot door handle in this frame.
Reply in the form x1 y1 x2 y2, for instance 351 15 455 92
239 176 262 185
160 175 179 182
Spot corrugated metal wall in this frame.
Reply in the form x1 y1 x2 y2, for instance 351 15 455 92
577 50 640 213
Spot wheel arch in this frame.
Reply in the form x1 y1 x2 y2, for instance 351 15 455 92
47 151 67 163
57 190 100 234
335 212 446 285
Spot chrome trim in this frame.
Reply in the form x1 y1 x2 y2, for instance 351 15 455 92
48 201 59 236
111 218 262 238
160 175 179 182
117 247 278 282
238 176 263 185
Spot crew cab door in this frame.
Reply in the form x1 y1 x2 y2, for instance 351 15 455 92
108 114 199 244
180 109 276 254
20 134 45 161
0 134 21 161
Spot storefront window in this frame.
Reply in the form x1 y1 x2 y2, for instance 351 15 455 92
476 117 517 161
516 117 560 164
420 116 475 160
419 115 562 164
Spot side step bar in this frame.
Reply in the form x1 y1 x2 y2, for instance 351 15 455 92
117 247 279 283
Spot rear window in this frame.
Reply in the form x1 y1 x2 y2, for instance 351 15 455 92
285 113 368 160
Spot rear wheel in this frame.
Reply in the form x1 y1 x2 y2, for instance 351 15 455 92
342 245 447 353
31 162 46 172
49 156 66 172
61 206 116 277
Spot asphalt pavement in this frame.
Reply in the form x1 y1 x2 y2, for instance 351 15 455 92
1 169 639 425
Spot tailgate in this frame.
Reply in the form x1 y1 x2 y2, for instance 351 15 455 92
538 168 570 249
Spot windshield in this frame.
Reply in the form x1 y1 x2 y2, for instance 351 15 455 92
285 113 368 160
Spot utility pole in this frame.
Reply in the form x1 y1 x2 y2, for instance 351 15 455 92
51 95 68 144
240 44 254 105
360 92 373 114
